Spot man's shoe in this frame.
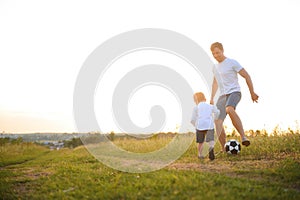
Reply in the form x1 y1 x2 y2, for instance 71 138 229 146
242 138 250 147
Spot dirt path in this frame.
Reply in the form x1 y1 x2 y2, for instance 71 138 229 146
168 159 280 174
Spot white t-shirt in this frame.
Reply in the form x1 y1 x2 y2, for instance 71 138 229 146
191 102 220 130
213 58 243 95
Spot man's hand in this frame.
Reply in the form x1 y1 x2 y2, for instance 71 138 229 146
251 92 259 103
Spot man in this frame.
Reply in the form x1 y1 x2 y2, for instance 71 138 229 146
210 42 259 151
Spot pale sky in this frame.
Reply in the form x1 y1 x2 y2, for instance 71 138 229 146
0 0 299 133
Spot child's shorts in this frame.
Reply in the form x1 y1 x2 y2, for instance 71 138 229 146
196 129 215 143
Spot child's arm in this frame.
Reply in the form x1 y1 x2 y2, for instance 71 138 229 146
212 105 220 120
191 107 197 127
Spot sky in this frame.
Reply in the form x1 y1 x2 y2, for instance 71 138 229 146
0 0 299 133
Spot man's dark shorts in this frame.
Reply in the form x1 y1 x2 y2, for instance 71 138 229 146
216 92 241 120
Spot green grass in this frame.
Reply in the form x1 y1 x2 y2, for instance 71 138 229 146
0 142 49 167
0 133 299 199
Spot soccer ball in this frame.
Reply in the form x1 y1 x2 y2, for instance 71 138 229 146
224 139 241 155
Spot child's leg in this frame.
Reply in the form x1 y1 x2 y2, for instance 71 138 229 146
206 129 215 160
196 130 206 158
206 129 215 148
208 140 215 149
198 142 204 157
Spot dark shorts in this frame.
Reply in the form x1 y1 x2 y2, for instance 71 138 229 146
196 129 214 143
216 92 241 120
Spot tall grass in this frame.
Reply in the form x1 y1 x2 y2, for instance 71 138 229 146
0 141 49 167
111 133 174 153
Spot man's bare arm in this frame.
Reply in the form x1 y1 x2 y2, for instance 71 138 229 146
239 68 259 103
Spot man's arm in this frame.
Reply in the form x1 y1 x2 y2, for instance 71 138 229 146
238 68 259 103
210 77 218 104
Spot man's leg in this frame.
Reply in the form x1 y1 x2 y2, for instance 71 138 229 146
215 119 226 151
226 106 250 146
225 92 250 146
215 95 227 151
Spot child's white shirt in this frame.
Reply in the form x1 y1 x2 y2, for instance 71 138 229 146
191 102 220 130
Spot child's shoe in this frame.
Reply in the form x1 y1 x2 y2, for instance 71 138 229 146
208 147 215 161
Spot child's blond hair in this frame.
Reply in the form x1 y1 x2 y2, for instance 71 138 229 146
193 92 206 104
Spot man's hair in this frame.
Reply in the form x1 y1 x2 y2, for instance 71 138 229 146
210 42 224 51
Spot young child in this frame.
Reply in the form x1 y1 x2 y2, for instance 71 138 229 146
191 92 220 160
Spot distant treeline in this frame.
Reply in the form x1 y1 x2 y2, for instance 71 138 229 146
2 129 299 149
0 136 83 149
0 137 24 145
0 132 179 149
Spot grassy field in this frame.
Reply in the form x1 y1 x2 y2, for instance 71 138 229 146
0 132 300 199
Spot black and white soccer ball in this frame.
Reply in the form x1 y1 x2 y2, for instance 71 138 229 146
224 139 241 155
